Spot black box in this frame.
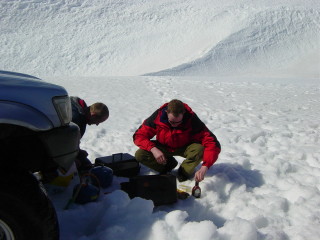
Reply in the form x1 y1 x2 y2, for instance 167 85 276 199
121 174 177 206
95 153 140 178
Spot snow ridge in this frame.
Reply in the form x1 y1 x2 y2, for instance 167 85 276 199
1 0 319 77
147 8 320 77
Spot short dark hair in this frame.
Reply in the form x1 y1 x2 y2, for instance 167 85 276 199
167 99 185 117
90 102 109 119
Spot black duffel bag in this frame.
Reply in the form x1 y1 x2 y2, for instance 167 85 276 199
120 174 177 206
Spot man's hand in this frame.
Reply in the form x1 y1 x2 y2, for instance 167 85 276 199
150 147 167 165
195 166 208 182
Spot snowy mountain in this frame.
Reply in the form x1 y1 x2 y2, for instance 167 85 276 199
1 0 319 240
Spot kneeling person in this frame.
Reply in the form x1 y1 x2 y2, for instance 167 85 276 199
133 99 221 182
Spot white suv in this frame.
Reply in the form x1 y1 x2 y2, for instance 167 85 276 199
0 71 80 240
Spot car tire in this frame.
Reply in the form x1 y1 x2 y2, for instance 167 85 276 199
0 168 59 240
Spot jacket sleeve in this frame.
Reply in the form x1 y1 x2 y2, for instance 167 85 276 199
133 110 158 151
191 114 221 168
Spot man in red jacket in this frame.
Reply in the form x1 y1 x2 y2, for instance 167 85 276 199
133 99 221 182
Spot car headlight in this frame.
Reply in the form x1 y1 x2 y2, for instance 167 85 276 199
52 96 72 125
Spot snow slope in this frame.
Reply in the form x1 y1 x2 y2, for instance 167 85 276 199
147 8 320 78
1 0 319 77
1 0 320 240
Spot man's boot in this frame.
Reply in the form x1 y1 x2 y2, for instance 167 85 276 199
177 166 190 182
160 156 178 174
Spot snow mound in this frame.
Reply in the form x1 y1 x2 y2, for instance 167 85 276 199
147 8 320 78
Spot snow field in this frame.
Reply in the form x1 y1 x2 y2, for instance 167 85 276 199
47 76 320 240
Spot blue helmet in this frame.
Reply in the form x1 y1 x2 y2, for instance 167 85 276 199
90 166 113 188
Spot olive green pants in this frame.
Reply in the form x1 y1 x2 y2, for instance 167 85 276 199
135 143 204 176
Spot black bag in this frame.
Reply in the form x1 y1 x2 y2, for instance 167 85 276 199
95 153 140 178
120 174 177 206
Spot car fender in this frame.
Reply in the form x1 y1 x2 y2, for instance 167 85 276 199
0 101 53 131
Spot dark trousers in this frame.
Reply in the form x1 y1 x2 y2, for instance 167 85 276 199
135 142 204 176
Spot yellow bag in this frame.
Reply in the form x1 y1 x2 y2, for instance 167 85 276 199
49 162 77 187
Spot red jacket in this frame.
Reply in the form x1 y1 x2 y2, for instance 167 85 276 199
133 103 221 168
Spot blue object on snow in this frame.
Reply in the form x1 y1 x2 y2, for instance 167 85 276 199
90 166 113 188
73 183 100 204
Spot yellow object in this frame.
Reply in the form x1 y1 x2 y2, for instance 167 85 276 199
49 173 74 187
177 189 190 199
49 162 78 187
178 184 192 193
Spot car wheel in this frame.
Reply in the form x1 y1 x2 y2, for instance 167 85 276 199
0 169 59 240
0 218 15 239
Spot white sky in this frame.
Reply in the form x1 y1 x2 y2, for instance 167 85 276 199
1 0 320 240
